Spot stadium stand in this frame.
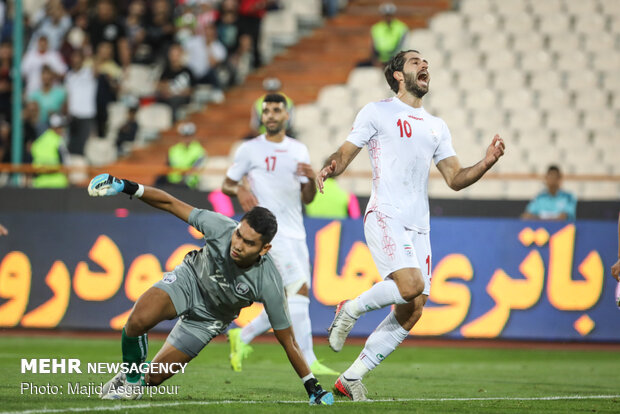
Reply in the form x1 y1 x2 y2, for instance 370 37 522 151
292 0 620 200
1 0 617 201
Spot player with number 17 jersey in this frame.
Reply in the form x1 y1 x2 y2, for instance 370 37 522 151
227 134 310 241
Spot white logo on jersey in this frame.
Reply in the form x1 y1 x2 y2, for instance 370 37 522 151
162 273 177 284
235 282 250 295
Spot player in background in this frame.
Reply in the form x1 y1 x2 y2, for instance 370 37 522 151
87 174 333 405
317 50 505 400
612 212 620 281
222 93 338 376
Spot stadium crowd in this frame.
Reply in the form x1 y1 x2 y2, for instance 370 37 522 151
0 0 294 175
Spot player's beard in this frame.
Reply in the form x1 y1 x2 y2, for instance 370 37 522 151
403 71 429 98
265 120 285 135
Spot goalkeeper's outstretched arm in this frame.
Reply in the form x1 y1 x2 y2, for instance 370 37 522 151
88 173 194 223
139 185 194 222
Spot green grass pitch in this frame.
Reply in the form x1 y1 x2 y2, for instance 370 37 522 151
1 335 619 413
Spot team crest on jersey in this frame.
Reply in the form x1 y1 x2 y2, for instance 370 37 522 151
162 273 177 284
430 129 439 144
235 282 250 295
404 244 414 257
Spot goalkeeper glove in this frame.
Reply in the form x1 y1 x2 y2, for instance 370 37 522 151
304 377 334 406
88 173 142 197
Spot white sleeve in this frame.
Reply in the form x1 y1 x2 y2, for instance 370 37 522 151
226 142 251 182
346 103 378 148
433 119 457 164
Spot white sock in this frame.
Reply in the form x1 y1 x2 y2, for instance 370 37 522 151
346 279 408 318
288 294 317 365
240 309 271 344
343 312 408 379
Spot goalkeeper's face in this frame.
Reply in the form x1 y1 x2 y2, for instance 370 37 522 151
230 221 272 267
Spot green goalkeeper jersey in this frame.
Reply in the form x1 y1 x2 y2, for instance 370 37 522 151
177 208 291 329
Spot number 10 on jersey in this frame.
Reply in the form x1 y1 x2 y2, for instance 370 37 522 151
397 119 413 138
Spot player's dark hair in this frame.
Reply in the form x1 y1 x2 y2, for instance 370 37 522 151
263 93 287 107
547 165 561 175
384 49 420 93
241 206 278 244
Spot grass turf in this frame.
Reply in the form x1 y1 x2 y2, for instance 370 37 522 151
1 335 619 413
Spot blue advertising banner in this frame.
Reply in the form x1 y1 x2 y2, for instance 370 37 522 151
0 212 618 341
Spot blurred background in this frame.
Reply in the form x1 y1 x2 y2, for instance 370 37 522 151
0 0 619 341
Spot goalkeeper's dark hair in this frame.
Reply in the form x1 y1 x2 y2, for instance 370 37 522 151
241 207 278 244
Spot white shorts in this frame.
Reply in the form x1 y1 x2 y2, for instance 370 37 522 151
364 211 432 295
268 235 311 295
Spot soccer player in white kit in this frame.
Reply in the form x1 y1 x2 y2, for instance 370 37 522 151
223 93 338 376
317 50 506 400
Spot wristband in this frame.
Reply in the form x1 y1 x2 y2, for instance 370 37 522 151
121 179 140 196
135 184 145 198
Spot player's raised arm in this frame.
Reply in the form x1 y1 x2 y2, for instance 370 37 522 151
316 141 362 193
436 134 505 191
272 326 334 405
0 224 7 236
87 173 194 222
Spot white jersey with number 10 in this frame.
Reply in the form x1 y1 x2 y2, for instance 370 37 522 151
347 97 456 233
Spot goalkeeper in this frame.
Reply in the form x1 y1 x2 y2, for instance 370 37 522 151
87 173 334 405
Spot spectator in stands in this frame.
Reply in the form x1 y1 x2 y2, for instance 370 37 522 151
88 0 131 68
65 48 96 155
306 177 361 219
238 0 277 68
369 3 408 67
28 65 66 131
180 16 227 87
250 77 294 135
68 0 90 20
0 0 13 43
21 35 67 96
0 118 11 163
27 0 71 52
521 165 577 221
60 13 88 64
116 97 140 156
23 101 40 144
196 0 218 35
157 121 206 189
145 0 176 64
30 113 69 188
228 33 254 86
157 43 194 122
89 41 122 137
217 0 241 55
124 0 148 62
0 111 35 165
0 40 12 123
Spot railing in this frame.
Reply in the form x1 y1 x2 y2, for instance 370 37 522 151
1 163 619 184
